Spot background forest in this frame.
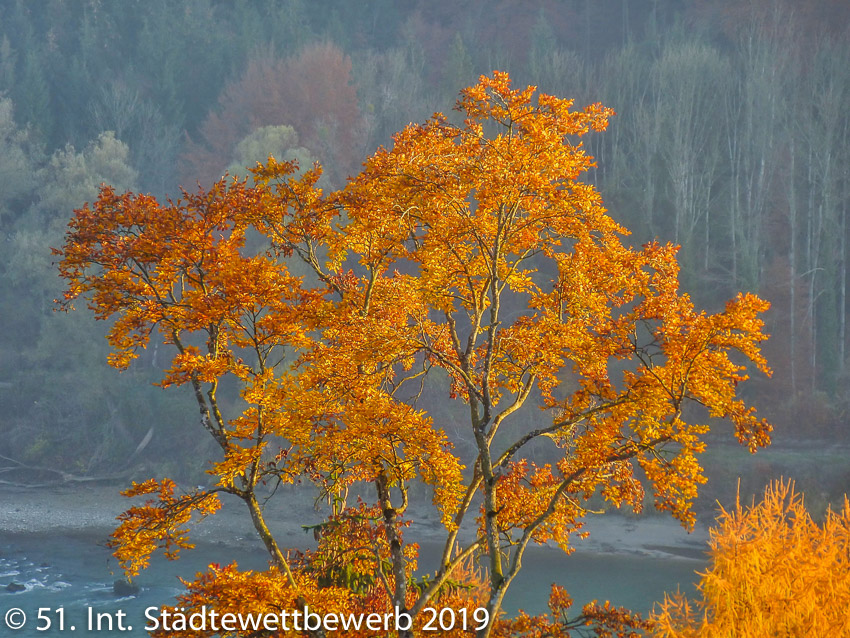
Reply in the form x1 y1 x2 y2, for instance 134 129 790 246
1 0 849 512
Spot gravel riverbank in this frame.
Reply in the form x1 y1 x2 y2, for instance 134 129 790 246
0 483 710 559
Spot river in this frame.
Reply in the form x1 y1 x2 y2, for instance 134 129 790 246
1 531 703 636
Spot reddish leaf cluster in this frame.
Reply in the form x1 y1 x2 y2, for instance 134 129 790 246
182 43 363 186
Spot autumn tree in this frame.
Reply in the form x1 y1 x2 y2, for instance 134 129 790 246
651 479 850 636
57 72 772 637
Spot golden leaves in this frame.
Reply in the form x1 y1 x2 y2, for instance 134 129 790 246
500 585 654 638
652 480 850 637
161 564 355 638
110 479 220 580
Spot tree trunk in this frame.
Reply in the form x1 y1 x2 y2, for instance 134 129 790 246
375 469 412 638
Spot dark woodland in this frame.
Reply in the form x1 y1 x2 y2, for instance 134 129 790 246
2 0 849 514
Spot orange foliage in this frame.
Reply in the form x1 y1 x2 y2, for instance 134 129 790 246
56 72 771 637
498 585 653 637
651 479 850 637
112 479 221 579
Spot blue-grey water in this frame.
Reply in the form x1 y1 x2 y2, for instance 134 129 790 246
1 532 702 636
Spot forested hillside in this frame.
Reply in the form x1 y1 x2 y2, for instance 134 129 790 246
1 0 848 478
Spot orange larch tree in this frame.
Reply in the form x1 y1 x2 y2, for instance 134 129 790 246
651 479 850 637
56 72 772 637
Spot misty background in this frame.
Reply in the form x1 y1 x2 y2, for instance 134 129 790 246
1 0 849 516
